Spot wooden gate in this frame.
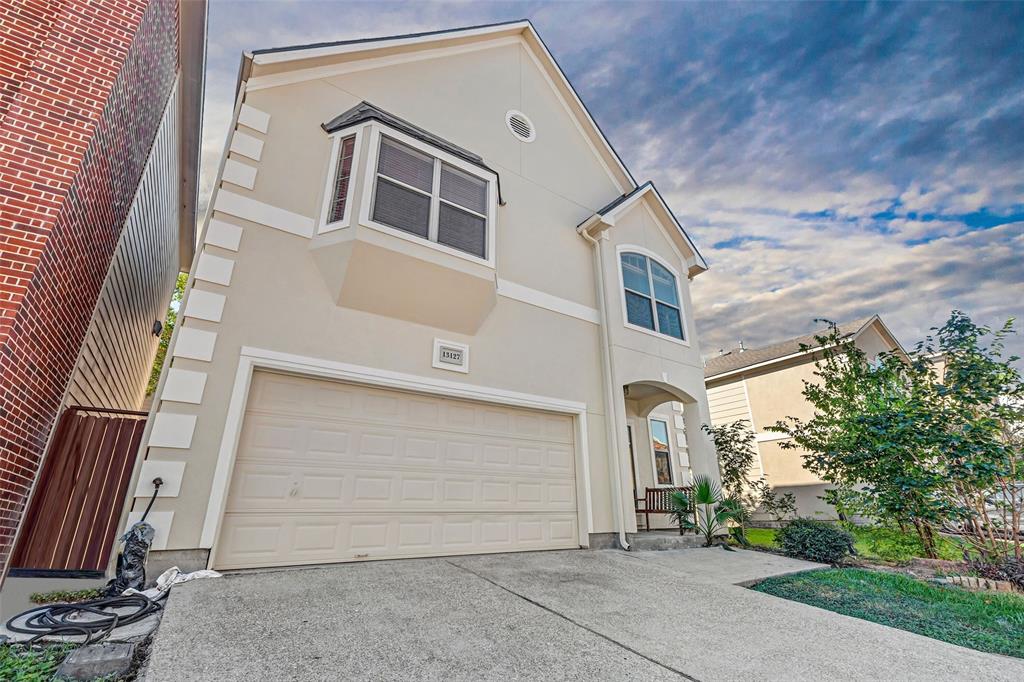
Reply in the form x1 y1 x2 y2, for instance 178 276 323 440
10 406 147 575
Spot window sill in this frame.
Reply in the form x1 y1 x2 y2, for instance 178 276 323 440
361 217 494 269
624 321 691 347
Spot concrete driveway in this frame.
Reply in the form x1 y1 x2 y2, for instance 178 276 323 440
144 549 1024 681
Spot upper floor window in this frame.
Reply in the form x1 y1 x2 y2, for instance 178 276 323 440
620 251 685 341
326 135 356 224
370 136 490 260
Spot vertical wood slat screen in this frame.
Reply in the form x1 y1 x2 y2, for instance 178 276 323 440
11 407 147 573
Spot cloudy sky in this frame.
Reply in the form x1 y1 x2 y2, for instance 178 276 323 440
201 1 1024 359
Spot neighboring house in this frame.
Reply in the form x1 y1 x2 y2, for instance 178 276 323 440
704 316 903 519
135 20 719 573
0 0 206 596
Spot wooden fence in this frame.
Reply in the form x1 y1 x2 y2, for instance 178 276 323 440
10 406 147 574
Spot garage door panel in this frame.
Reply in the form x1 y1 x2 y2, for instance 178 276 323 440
239 415 573 477
216 371 579 569
245 379 573 445
225 462 576 513
216 512 580 570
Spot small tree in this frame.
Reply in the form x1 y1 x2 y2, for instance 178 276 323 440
704 420 796 537
768 321 953 558
922 312 1023 561
704 420 758 497
768 311 1024 561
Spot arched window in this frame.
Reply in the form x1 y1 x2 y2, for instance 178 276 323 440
620 252 684 341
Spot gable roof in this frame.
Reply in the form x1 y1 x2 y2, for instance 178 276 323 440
704 316 902 379
237 20 636 193
581 182 709 277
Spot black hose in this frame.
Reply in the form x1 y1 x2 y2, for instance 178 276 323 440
6 593 162 645
6 477 167 645
140 477 163 523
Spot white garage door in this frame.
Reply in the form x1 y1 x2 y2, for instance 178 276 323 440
214 371 579 569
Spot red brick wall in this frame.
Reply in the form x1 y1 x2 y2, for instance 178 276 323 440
0 0 179 575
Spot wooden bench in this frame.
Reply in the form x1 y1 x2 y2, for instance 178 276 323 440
635 486 694 532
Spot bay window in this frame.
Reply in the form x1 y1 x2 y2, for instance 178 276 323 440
369 136 490 260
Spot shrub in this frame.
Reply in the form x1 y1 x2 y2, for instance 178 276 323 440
776 518 855 563
29 587 103 605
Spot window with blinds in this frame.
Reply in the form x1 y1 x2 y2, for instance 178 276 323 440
370 136 489 259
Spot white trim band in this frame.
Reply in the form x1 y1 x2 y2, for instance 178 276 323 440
215 190 315 238
496 279 599 324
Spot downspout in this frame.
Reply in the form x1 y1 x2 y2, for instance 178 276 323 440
579 218 630 551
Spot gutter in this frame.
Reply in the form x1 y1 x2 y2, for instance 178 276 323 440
578 217 630 551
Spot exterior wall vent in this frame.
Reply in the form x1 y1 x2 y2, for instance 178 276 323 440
505 110 536 142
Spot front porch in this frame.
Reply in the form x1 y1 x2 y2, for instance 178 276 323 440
627 529 705 551
618 379 720 536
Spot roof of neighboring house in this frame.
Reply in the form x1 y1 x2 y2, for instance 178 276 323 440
323 101 487 169
704 317 879 379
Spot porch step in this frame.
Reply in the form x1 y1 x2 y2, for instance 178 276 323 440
627 531 705 551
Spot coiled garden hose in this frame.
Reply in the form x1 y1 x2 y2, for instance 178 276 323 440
5 476 166 644
6 593 162 645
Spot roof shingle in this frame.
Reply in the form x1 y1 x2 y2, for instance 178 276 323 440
704 318 874 378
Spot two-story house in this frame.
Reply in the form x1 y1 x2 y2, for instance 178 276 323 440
133 20 719 572
705 316 904 519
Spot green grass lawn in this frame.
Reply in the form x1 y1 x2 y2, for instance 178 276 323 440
753 568 1024 658
743 525 968 563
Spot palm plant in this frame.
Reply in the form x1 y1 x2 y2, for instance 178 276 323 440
670 474 742 547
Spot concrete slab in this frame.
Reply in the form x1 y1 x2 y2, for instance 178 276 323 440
144 558 679 682
56 642 135 680
145 549 1024 681
453 549 1024 681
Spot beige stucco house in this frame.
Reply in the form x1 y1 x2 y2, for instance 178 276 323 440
704 316 903 519
125 20 719 572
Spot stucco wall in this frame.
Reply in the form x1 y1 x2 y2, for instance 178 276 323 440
136 35 715 552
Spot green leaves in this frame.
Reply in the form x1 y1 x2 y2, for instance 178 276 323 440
671 474 738 546
770 312 1024 561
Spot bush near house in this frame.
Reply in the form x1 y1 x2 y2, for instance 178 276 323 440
744 524 968 564
775 518 855 563
29 587 103 605
753 569 1024 658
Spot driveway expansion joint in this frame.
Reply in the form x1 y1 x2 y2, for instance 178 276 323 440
445 559 700 682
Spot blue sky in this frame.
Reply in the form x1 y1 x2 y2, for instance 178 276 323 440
201 1 1024 358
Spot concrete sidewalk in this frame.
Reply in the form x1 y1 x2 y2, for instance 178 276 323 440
144 548 1024 681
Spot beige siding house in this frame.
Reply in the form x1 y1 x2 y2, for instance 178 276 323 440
127 21 720 571
705 316 903 519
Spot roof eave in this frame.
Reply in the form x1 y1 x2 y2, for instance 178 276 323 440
583 183 709 277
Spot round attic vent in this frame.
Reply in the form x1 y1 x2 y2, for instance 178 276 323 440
505 110 536 142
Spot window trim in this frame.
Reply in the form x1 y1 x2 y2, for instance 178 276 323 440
318 125 364 234
648 417 676 487
616 244 690 346
358 123 498 267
